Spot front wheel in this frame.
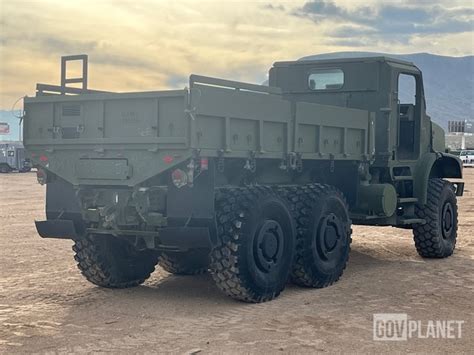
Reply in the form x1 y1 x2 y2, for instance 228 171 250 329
413 179 458 258
73 234 159 288
210 187 296 303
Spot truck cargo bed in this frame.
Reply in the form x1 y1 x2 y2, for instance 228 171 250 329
24 75 373 186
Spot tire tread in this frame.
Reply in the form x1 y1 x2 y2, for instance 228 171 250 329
210 186 289 303
413 178 458 258
73 235 158 288
275 183 352 288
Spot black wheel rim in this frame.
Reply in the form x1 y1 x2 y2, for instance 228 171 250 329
254 219 284 273
316 213 345 260
311 211 348 272
441 202 454 239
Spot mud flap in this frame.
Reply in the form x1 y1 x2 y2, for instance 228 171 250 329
35 219 78 239
166 160 215 221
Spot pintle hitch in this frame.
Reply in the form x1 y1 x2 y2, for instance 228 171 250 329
286 152 303 172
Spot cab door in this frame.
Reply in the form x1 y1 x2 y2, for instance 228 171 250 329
395 70 423 160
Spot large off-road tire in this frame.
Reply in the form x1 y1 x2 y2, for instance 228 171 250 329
73 234 159 288
159 250 209 275
413 178 458 258
210 186 296 303
277 184 352 288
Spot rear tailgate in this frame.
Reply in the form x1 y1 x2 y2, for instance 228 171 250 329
24 90 191 186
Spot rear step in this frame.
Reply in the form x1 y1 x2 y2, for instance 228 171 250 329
398 218 425 225
397 197 418 204
393 175 413 181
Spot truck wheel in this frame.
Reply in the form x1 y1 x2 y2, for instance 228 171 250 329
413 179 458 258
159 250 209 275
72 234 159 288
278 184 352 288
210 187 295 303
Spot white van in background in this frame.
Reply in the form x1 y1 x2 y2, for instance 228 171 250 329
460 150 474 167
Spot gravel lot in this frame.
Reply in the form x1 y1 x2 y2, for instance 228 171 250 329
1 172 473 353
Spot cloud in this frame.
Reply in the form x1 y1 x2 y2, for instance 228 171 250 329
328 38 372 47
0 1 304 108
296 1 372 24
166 75 189 89
0 0 472 109
300 0 345 18
295 0 474 44
262 3 286 12
328 25 376 38
1 33 99 56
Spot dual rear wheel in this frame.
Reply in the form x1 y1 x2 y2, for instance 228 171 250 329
210 184 352 302
159 250 209 275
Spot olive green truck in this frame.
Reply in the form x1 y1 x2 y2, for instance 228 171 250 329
23 55 464 302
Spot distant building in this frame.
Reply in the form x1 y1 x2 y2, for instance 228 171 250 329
446 119 474 150
0 122 10 134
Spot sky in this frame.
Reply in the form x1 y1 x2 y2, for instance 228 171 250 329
0 0 473 110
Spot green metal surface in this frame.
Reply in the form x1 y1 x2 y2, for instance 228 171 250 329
358 183 397 217
76 159 129 180
23 55 463 229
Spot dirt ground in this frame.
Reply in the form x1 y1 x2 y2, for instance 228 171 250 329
0 172 473 354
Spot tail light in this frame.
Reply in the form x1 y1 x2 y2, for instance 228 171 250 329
171 168 187 188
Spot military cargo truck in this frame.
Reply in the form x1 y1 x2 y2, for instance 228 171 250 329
23 55 464 302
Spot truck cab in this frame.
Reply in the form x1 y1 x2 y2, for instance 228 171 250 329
269 56 462 208
270 57 433 163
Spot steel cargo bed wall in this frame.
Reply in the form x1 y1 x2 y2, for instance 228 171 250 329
190 83 291 158
23 90 191 186
189 81 373 161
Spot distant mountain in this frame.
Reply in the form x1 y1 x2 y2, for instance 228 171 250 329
298 52 474 129
0 110 22 141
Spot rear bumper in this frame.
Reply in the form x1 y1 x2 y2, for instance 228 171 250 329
36 219 79 239
35 219 212 251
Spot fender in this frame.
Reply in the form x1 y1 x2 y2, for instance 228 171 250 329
414 152 463 205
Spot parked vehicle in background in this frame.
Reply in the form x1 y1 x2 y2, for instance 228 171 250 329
0 142 32 173
460 150 474 167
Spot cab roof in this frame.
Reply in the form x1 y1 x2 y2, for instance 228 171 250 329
273 56 416 68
